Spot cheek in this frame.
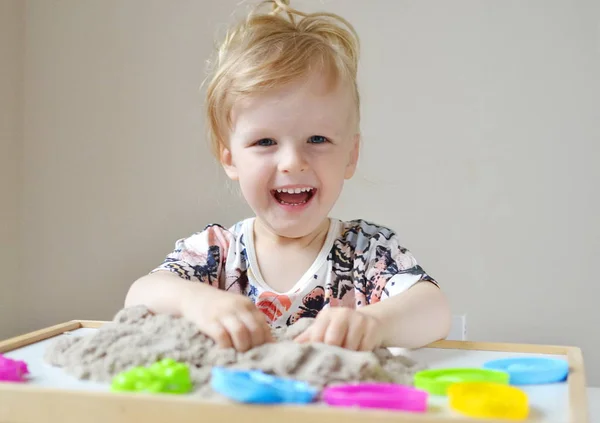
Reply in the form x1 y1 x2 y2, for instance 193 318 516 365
314 150 351 172
237 157 271 190
314 157 347 189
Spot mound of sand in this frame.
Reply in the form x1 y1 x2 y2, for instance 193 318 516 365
44 305 423 395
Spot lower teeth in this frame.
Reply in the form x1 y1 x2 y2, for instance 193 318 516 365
280 200 307 205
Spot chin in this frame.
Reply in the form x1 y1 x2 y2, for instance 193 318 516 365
264 215 328 239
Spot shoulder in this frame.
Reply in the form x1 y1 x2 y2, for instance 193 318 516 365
335 219 402 252
333 218 418 267
172 220 247 253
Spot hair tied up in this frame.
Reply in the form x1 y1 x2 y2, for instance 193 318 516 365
257 0 307 24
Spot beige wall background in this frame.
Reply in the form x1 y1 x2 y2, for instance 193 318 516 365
0 0 23 339
2 0 599 383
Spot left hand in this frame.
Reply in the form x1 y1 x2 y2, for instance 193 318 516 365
293 307 383 351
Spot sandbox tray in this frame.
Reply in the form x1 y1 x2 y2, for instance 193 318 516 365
0 320 590 423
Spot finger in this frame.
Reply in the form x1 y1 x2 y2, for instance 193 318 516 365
253 309 275 343
294 327 312 343
357 321 380 351
220 315 252 352
238 311 266 348
263 322 274 343
323 313 350 347
206 320 233 350
306 312 332 344
343 315 367 351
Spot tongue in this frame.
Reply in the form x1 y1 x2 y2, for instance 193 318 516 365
276 191 310 204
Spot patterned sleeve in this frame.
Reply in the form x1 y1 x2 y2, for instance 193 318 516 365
150 224 233 288
363 228 439 304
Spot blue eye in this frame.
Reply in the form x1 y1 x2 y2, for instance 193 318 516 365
308 135 328 144
255 138 276 147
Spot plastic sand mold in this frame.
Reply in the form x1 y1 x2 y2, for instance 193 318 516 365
210 367 318 404
448 382 529 420
0 354 29 382
322 383 428 412
483 357 569 385
111 358 193 394
414 368 509 396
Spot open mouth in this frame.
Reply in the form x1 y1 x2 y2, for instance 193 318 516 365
271 187 316 206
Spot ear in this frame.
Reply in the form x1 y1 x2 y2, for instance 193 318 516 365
220 147 239 181
344 133 361 179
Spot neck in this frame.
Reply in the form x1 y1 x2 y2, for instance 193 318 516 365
253 218 331 250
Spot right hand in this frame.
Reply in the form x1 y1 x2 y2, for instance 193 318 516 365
181 285 274 352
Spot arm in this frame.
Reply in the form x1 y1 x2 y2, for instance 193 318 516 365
124 224 273 352
361 281 451 349
125 270 273 351
294 224 450 351
125 226 229 316
124 270 212 317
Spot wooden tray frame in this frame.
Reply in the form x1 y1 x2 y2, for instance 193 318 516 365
0 320 590 423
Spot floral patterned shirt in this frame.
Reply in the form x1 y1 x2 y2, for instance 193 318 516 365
152 218 438 328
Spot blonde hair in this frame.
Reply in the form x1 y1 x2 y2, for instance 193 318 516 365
204 0 360 159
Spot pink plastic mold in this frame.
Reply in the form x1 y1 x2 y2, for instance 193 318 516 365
322 383 428 412
0 354 30 382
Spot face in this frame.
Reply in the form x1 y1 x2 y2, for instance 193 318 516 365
221 72 360 239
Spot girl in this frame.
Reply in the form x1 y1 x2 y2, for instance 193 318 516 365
125 0 451 352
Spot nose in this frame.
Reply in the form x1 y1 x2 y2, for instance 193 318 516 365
277 145 307 173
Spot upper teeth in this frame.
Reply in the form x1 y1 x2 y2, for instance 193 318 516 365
276 187 313 194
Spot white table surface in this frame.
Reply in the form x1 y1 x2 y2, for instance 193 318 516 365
588 387 600 422
3 328 594 422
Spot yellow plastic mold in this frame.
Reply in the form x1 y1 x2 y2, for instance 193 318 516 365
448 382 529 420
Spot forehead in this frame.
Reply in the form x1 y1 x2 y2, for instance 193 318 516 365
230 72 356 132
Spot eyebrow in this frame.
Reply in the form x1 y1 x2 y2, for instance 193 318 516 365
236 128 274 139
